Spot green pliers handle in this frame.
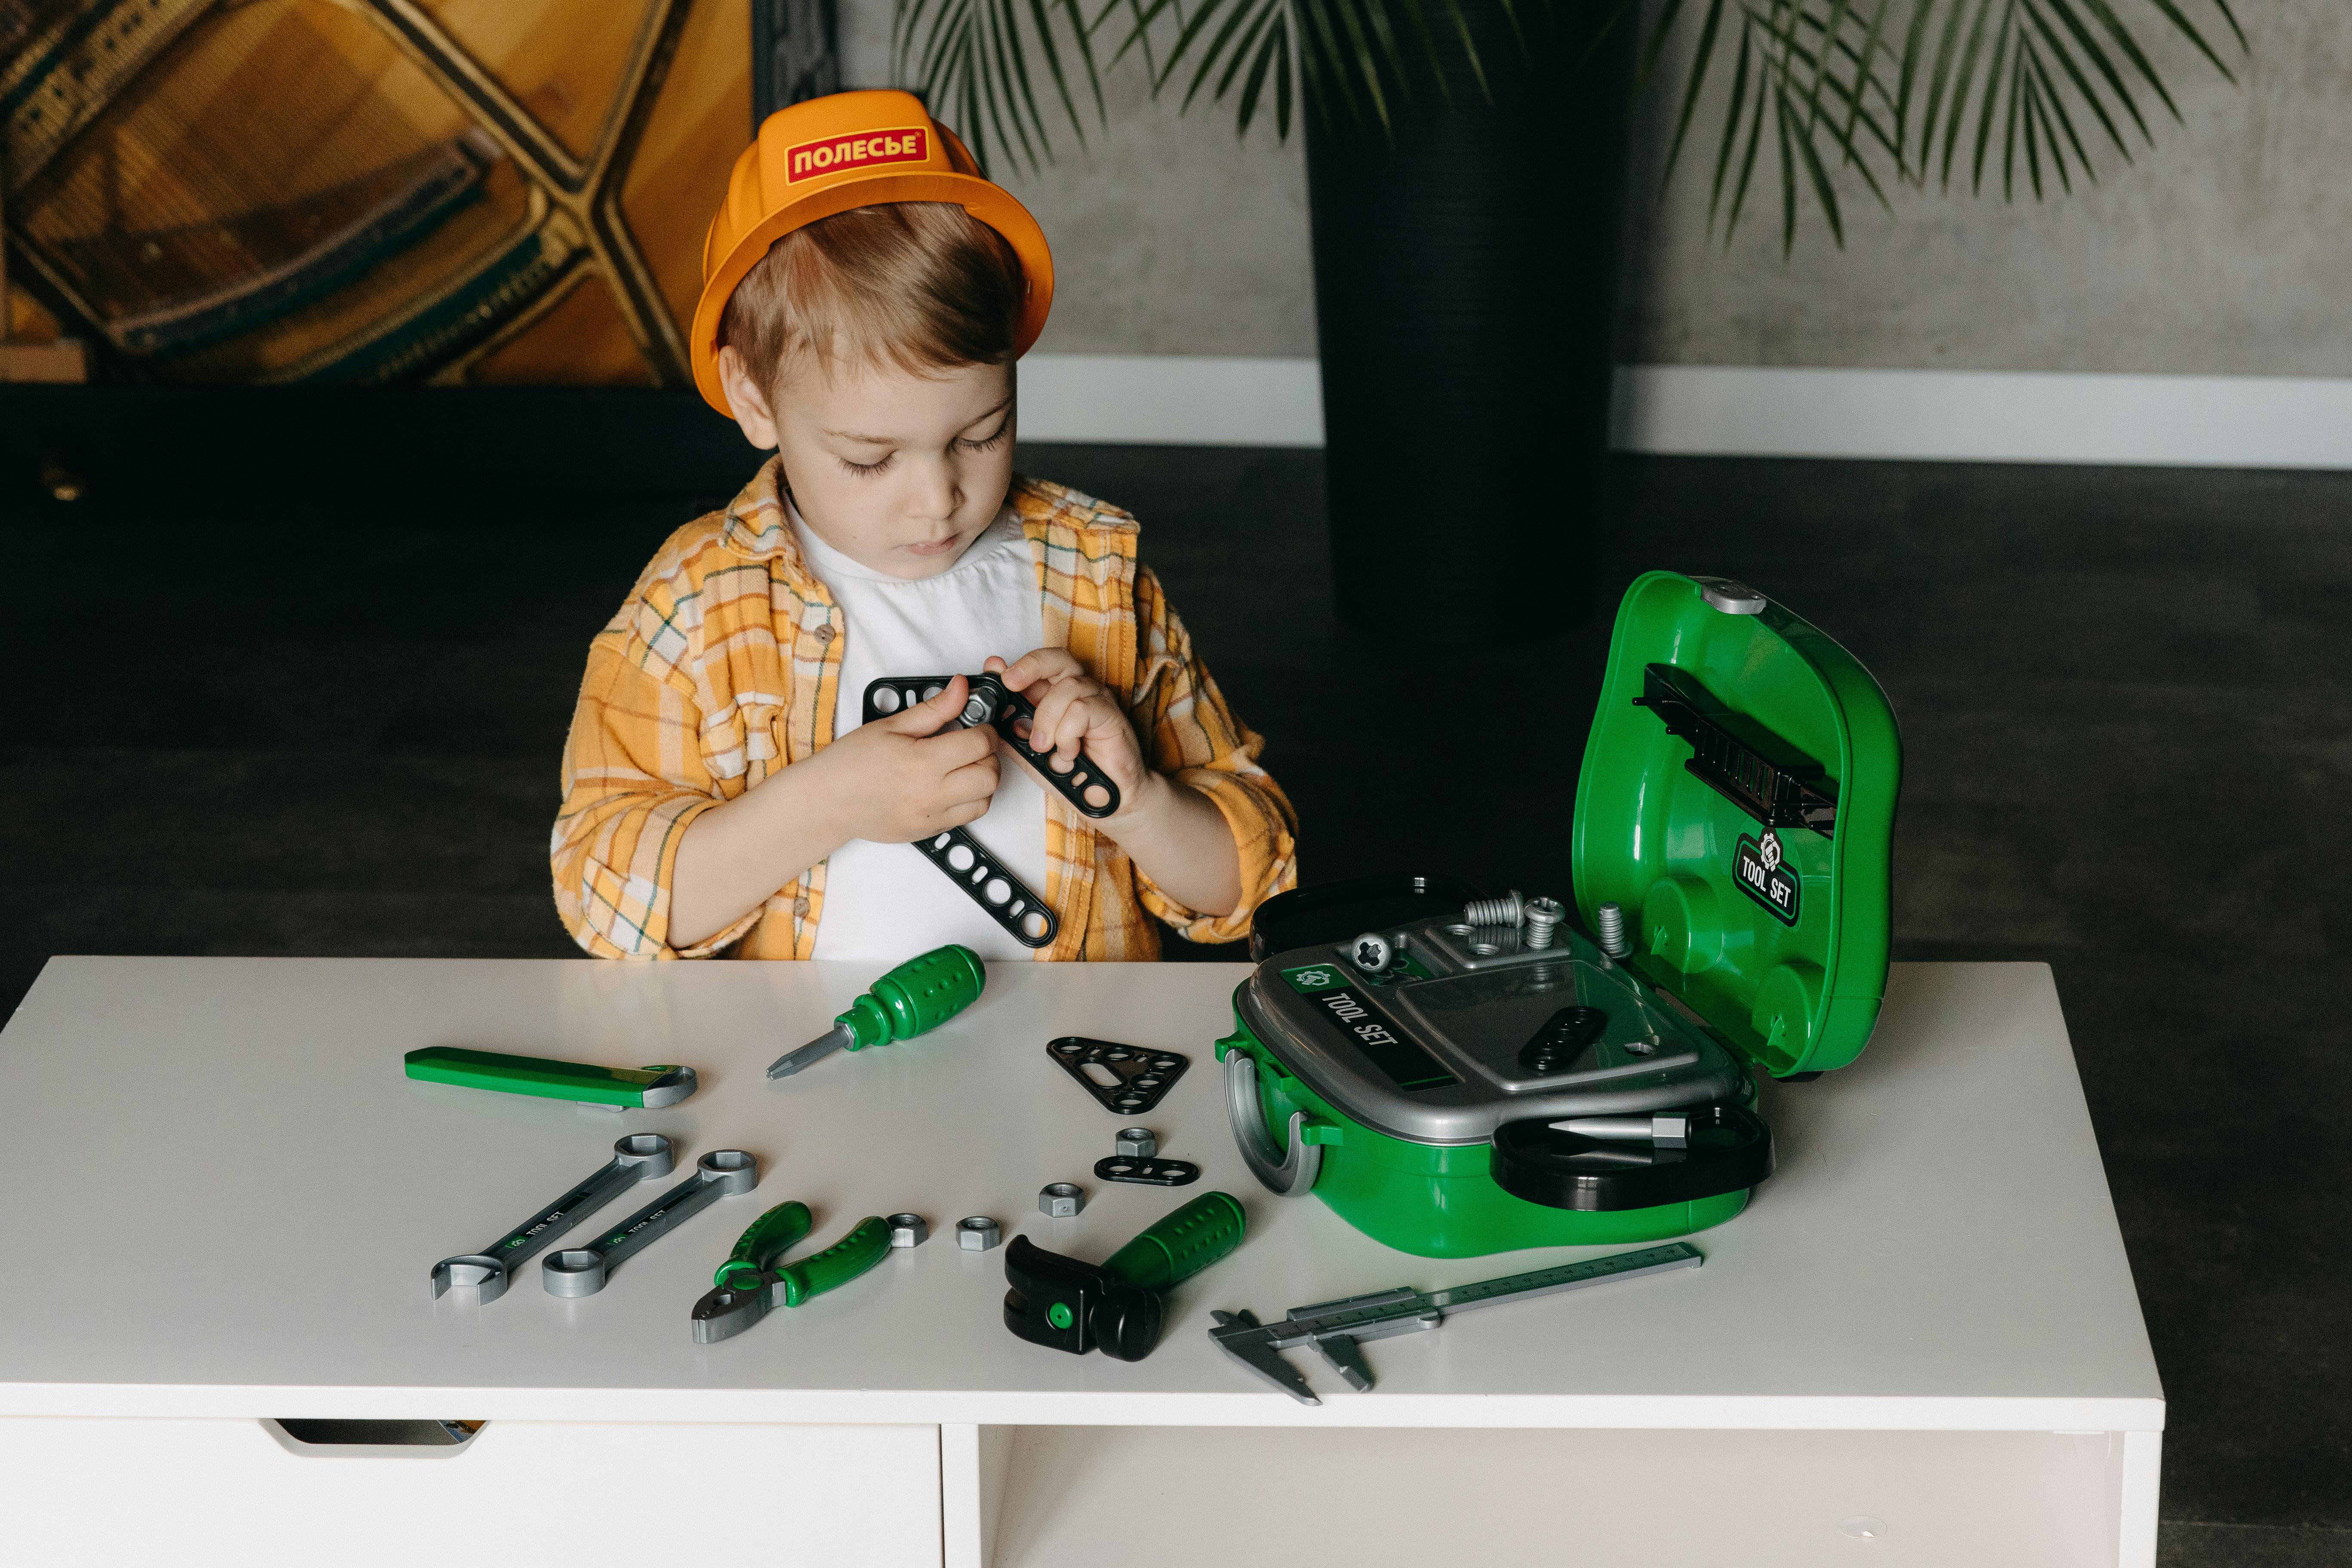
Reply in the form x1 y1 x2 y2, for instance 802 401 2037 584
1102 1191 1247 1294
839 944 987 1051
714 1200 814 1291
773 1216 893 1307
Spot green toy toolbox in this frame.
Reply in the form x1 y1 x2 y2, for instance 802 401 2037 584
1215 573 1901 1258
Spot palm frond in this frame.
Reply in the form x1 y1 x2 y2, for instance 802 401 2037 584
889 0 2248 241
890 0 1106 172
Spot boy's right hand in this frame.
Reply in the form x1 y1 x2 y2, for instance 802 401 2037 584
810 676 1000 844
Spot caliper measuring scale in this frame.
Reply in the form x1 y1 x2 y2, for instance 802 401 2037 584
1210 1241 1703 1404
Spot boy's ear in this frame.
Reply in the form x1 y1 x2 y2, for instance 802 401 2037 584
717 345 781 450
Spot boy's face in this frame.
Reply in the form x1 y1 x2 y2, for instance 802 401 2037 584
720 346 1015 581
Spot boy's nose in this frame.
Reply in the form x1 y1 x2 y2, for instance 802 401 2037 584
909 462 962 521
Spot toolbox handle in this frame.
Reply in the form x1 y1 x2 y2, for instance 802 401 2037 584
1223 1051 1322 1197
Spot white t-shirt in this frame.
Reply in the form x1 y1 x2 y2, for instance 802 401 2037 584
794 503 1053 962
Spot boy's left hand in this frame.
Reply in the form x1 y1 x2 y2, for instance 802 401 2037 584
985 650 1148 819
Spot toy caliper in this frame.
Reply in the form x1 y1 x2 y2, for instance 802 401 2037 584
1208 1241 1704 1404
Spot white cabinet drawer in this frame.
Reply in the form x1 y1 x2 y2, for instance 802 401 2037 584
0 1417 942 1566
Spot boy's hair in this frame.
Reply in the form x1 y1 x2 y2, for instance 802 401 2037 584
718 201 1026 393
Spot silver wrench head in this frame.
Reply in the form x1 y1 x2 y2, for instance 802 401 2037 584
542 1248 609 1297
613 1133 676 1176
637 1069 698 1110
542 1150 757 1298
698 1149 757 1194
430 1135 672 1302
430 1254 510 1304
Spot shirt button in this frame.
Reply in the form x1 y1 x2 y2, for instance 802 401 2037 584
811 623 835 644
793 897 811 917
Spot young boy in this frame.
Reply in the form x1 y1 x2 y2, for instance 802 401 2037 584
552 90 1295 962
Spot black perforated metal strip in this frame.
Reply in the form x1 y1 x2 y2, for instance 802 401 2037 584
1093 1155 1201 1188
909 827 1057 949
864 674 1120 818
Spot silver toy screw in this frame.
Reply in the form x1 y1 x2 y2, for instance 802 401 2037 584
1348 931 1393 973
1462 890 1524 929
1523 897 1563 950
1596 901 1630 959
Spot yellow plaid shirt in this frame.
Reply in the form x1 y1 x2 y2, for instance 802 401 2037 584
553 458 1297 960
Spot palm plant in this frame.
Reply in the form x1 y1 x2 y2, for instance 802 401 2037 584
894 0 2248 248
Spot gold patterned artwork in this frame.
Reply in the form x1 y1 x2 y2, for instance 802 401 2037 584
0 0 750 384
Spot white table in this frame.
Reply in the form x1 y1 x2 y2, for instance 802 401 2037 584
0 958 2161 1566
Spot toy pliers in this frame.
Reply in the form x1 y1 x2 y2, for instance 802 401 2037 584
690 1202 892 1344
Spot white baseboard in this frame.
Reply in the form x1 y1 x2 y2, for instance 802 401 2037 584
1018 353 1324 447
1020 355 2352 469
1612 364 2352 469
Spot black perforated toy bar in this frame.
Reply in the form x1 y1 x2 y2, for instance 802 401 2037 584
908 827 1057 949
863 675 1075 948
865 674 1121 818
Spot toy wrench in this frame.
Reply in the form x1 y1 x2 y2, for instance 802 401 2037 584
691 1203 893 1344
542 1150 757 1296
430 1134 674 1304
865 673 1121 818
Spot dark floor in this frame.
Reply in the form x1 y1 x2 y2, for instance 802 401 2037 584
3 414 2349 1562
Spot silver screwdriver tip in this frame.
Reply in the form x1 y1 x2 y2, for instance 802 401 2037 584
765 1024 850 1079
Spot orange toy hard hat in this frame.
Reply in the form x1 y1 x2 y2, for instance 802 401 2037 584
692 89 1054 417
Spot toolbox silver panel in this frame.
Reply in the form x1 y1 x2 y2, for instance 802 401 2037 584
1240 920 1747 1145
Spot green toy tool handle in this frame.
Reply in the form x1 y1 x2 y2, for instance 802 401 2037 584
714 1201 813 1290
1102 1191 1247 1294
839 944 987 1052
403 1046 695 1108
776 1216 893 1307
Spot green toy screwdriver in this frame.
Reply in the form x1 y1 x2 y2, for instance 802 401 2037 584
766 944 988 1079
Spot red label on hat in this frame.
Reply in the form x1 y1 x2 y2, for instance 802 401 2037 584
786 126 929 182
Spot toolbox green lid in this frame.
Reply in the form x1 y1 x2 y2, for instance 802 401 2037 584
1571 573 1901 1078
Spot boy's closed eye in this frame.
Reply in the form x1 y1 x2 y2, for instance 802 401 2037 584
826 408 1011 479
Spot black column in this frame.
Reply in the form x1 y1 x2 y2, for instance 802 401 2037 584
753 0 842 125
1305 2 1631 641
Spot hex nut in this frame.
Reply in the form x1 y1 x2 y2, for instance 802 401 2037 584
887 1213 929 1249
956 1216 1001 1252
1038 1182 1085 1219
1114 1127 1157 1159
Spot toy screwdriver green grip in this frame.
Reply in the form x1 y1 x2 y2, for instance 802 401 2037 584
767 944 988 1078
1101 1190 1248 1294
775 1216 893 1307
714 1201 813 1291
838 944 987 1049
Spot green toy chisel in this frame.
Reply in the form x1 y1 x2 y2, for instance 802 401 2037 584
766 944 987 1078
404 1046 698 1109
691 1202 894 1344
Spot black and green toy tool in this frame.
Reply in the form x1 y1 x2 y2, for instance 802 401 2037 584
766 943 987 1078
404 1046 698 1109
1003 1190 1247 1362
691 1202 893 1344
